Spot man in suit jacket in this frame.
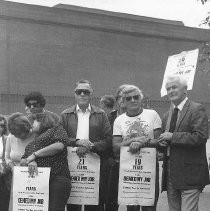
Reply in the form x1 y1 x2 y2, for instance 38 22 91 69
158 75 209 211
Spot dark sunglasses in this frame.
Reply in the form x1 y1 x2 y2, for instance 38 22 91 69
75 89 91 96
125 95 140 102
27 102 40 108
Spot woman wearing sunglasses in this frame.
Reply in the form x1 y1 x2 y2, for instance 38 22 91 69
24 91 59 123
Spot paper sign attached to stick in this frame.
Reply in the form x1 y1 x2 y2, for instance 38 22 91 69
161 49 199 97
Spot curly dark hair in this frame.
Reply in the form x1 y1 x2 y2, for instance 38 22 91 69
0 115 8 135
24 91 46 108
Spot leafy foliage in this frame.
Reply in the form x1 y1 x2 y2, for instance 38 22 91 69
200 12 210 27
198 0 210 27
200 0 208 4
198 42 210 86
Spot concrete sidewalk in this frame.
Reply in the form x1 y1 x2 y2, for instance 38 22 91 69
119 164 210 211
119 185 210 211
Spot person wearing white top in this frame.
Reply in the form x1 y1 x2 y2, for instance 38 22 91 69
6 113 35 168
112 85 162 211
0 115 10 211
6 112 35 211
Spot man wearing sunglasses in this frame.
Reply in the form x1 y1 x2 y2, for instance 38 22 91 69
112 85 162 211
60 79 112 211
24 91 59 123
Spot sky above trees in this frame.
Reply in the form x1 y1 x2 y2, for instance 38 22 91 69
6 0 210 28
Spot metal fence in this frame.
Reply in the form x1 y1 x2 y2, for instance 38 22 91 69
0 93 209 120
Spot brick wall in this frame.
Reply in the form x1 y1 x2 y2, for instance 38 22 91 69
0 1 209 117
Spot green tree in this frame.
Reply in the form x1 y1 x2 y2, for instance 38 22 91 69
199 0 210 27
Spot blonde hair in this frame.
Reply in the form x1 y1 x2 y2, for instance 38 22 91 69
121 85 144 100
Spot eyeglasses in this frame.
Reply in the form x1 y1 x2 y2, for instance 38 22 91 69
75 89 91 96
125 95 140 102
27 102 40 108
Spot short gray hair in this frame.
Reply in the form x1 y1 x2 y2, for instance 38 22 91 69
165 75 188 88
75 79 93 92
76 79 92 87
121 85 144 99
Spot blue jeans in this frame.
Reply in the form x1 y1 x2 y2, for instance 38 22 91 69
49 175 71 211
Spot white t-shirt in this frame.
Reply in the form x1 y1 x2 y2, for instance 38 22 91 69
113 109 162 141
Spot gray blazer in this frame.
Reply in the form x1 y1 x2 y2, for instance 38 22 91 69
161 99 209 191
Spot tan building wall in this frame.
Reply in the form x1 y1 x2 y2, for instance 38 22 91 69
0 1 209 117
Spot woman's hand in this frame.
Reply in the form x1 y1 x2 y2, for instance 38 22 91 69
20 159 28 166
26 154 36 165
8 161 15 171
28 161 38 177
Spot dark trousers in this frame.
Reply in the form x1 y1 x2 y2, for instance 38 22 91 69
0 179 10 211
67 204 104 211
49 175 71 211
127 205 157 211
105 161 119 211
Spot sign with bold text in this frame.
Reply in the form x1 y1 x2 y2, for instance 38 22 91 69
118 147 156 206
67 147 100 205
13 166 50 211
161 49 199 97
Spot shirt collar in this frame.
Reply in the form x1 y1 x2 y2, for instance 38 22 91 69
173 97 188 111
76 104 91 113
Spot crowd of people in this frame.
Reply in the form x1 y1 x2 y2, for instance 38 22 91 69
0 75 209 211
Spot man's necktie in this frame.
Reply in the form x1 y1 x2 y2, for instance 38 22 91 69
169 107 179 133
